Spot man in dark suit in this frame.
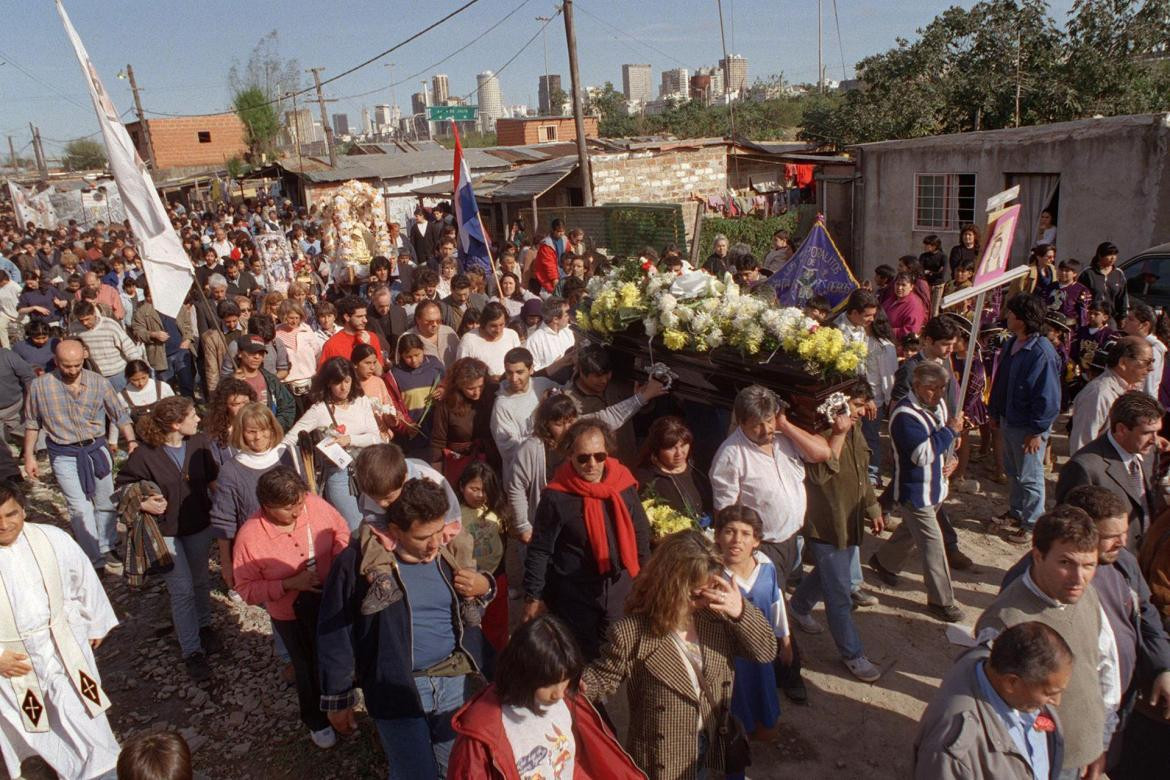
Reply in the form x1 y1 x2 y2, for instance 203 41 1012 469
367 284 410 360
408 208 437 268
1055 390 1165 552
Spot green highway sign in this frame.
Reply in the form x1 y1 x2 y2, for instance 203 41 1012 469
427 105 478 121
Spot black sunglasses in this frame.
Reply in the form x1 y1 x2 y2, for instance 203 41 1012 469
575 451 608 466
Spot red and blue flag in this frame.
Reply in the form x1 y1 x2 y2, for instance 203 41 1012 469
451 120 494 276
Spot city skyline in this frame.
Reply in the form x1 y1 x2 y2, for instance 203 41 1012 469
2 0 1079 154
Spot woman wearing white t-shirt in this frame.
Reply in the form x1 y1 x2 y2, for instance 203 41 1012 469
283 357 387 529
455 302 520 378
448 614 643 779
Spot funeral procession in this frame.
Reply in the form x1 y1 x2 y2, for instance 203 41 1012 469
3 0 1170 778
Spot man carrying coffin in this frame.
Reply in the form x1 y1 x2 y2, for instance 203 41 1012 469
0 483 120 779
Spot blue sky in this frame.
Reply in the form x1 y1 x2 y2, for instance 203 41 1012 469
3 0 1077 159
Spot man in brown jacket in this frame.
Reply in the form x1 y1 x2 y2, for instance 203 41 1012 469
789 379 884 682
198 299 241 396
914 622 1071 780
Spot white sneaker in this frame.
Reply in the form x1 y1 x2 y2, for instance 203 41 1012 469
310 726 337 749
790 609 823 634
844 655 882 682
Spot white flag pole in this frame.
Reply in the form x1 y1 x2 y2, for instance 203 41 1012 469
56 0 194 317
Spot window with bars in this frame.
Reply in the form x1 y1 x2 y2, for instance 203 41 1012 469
914 173 976 231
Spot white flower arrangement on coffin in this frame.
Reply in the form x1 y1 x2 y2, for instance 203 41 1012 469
576 261 867 378
325 180 391 276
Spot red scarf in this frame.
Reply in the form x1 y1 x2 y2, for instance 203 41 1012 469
546 459 641 577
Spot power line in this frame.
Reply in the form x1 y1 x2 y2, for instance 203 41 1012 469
574 2 688 69
456 9 561 103
831 0 849 81
327 0 534 105
141 0 484 119
0 46 92 111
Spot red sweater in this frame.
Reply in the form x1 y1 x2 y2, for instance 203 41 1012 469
448 687 646 780
318 329 384 368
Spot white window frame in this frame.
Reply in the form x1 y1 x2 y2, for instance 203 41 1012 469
541 124 558 141
913 173 976 232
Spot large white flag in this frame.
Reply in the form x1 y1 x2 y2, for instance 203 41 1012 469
56 0 193 317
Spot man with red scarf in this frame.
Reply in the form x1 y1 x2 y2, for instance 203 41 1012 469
522 418 650 659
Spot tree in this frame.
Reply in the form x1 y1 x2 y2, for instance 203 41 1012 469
228 31 301 158
799 0 1170 148
585 82 640 137
225 156 250 198
548 86 569 114
233 86 281 159
62 138 106 171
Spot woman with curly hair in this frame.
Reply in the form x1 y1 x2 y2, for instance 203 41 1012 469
581 530 777 780
202 377 257 465
115 397 220 681
428 356 499 482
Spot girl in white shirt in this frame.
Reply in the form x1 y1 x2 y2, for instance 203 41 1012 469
283 357 387 529
121 359 175 421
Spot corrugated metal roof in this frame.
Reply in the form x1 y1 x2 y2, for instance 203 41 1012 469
412 155 579 201
487 155 578 200
849 113 1170 153
348 139 444 155
300 148 511 183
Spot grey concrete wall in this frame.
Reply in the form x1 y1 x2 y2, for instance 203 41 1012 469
851 115 1170 278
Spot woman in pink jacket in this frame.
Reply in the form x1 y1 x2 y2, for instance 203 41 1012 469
233 466 351 750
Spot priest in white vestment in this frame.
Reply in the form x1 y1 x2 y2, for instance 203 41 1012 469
0 484 120 779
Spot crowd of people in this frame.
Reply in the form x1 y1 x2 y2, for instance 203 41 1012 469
0 193 1168 780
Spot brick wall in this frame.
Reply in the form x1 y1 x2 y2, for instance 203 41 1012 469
591 145 727 204
496 116 598 146
128 114 248 171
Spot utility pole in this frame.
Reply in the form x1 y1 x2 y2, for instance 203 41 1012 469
1013 29 1022 128
308 67 338 166
29 123 47 182
536 14 553 114
7 136 17 173
562 1 593 207
285 92 304 175
125 64 155 168
817 0 824 94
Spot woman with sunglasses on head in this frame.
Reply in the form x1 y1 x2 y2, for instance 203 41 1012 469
522 419 651 660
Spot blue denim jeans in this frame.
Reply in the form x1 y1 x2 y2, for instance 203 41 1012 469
790 540 864 660
1001 425 1049 529
860 406 887 482
49 448 117 566
159 350 195 397
163 527 213 657
104 372 127 393
375 674 470 780
324 466 361 531
850 546 863 592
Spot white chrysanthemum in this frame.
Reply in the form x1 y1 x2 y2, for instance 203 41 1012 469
675 306 693 323
659 310 680 329
657 293 678 312
705 328 725 348
643 317 660 338
691 311 713 333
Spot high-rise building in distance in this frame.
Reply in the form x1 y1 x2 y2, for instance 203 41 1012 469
720 54 748 93
622 64 653 103
538 74 563 115
374 104 392 131
409 92 429 138
361 107 372 135
660 67 689 97
332 113 350 137
432 74 450 104
477 71 504 132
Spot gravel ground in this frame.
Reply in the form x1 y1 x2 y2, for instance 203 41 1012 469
4 427 1063 780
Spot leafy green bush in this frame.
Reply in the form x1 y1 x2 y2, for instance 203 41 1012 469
697 213 799 260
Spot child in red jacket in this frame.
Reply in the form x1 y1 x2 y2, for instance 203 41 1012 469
448 614 646 779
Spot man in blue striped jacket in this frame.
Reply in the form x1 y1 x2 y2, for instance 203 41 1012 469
869 361 965 622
